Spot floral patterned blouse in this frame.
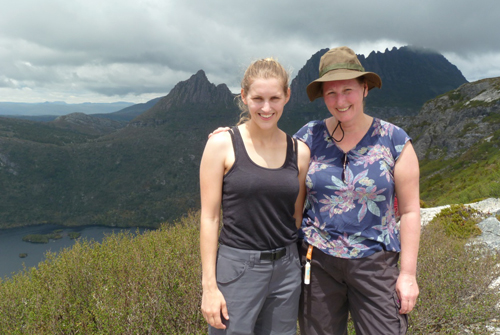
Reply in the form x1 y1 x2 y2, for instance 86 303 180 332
294 118 411 259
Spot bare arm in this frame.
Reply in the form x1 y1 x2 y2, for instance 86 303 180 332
200 132 232 329
294 140 310 229
394 142 421 314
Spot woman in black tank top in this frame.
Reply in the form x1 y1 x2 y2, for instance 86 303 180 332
200 58 310 334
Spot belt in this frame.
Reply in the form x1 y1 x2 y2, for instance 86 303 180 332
260 248 287 261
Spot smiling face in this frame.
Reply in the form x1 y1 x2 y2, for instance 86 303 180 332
322 78 368 124
241 77 290 130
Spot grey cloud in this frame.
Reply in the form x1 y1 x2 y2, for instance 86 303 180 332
0 0 499 103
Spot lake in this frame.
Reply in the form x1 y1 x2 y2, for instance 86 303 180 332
0 224 150 280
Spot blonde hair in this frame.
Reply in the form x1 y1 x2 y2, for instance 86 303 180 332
236 58 290 125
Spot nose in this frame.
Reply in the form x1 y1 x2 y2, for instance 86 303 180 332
336 93 347 105
262 101 271 112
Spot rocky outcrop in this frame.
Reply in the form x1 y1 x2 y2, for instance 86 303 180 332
421 198 500 255
400 77 500 160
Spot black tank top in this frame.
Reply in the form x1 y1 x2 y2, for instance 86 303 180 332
219 126 299 250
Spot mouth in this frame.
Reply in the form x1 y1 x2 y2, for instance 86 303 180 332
337 106 350 112
259 113 274 119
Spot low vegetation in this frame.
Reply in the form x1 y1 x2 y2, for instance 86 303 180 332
409 204 500 334
68 232 81 239
420 129 500 206
22 231 64 244
0 212 204 334
1 208 499 334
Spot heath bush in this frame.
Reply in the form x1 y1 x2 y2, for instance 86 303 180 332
0 211 205 335
409 206 500 334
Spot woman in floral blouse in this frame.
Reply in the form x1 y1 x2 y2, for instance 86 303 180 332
294 46 420 335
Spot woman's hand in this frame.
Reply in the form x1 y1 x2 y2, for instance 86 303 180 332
208 127 231 138
396 272 419 314
201 287 229 329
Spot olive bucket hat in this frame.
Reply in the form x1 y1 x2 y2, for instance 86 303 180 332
306 46 382 102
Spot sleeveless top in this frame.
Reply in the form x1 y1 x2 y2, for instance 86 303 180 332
294 118 411 259
218 127 300 250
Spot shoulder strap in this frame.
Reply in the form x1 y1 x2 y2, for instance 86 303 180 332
286 134 299 165
293 137 298 164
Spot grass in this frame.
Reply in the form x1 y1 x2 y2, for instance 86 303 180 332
0 211 205 335
1 209 499 334
409 205 500 334
419 130 500 207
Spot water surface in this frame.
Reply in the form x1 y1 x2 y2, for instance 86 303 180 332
0 224 149 280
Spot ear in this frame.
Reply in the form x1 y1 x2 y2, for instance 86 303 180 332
285 87 291 104
241 88 248 104
363 84 369 98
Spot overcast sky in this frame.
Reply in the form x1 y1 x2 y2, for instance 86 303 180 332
0 0 498 103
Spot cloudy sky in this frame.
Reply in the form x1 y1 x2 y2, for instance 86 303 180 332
1 0 498 104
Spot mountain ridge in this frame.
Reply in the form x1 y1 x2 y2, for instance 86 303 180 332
0 46 486 228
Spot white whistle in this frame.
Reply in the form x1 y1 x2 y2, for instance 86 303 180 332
304 262 311 285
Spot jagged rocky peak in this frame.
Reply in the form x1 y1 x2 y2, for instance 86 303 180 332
288 46 468 117
129 70 238 127
289 48 328 106
158 70 234 109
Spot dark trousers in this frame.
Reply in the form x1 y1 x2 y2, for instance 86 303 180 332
298 240 408 335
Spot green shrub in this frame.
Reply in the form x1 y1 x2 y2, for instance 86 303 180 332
2 209 500 334
68 232 81 239
408 207 500 334
432 204 482 239
0 211 205 334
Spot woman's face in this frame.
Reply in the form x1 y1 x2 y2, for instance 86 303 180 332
322 78 368 124
242 77 290 129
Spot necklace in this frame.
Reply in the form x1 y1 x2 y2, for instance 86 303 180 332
328 120 344 142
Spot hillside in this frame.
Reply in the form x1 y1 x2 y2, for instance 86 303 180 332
0 46 479 228
50 113 126 136
93 97 162 122
0 71 238 228
400 77 500 206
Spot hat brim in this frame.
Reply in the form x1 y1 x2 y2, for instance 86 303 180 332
306 69 382 102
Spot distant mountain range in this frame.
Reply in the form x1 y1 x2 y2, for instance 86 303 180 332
0 45 486 229
0 101 135 118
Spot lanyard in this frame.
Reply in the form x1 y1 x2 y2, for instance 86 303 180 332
304 245 313 285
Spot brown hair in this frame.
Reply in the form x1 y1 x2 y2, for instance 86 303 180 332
236 58 290 125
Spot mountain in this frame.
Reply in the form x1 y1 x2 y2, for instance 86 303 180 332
283 46 468 133
131 70 235 127
0 70 238 228
398 77 500 206
92 97 162 122
0 101 134 117
50 113 126 136
400 77 500 160
0 46 487 229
